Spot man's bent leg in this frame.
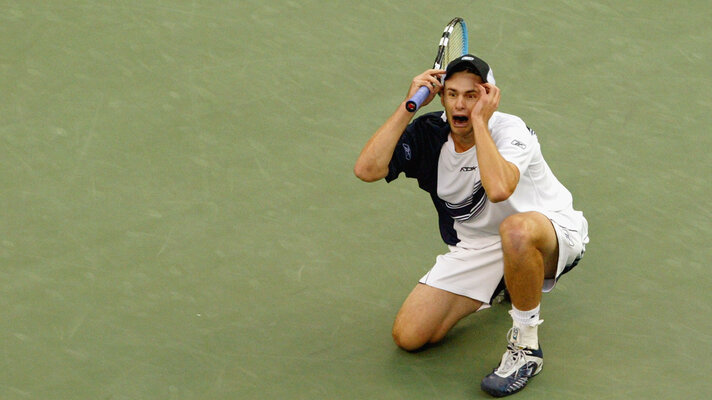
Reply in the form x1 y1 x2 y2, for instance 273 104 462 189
481 212 559 397
499 212 559 311
392 283 482 351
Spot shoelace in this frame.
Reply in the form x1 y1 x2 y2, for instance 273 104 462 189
498 343 526 373
496 328 527 373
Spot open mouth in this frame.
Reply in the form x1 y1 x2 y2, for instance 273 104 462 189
452 115 469 125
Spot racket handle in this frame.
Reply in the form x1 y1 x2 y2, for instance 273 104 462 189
405 86 430 112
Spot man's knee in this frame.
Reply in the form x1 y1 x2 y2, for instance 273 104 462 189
392 324 426 352
392 323 445 352
391 284 481 351
499 213 538 252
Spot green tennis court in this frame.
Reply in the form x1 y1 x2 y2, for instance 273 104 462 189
1 1 710 399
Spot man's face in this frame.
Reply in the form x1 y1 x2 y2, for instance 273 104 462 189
440 71 484 135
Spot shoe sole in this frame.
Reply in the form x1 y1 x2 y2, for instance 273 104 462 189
481 362 543 398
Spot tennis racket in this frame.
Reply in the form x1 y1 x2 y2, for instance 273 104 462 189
405 17 468 112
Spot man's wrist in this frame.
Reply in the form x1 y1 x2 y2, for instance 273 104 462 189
472 118 489 133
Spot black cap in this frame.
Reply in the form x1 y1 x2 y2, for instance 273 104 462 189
444 54 496 85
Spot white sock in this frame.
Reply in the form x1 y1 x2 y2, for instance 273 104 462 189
508 305 543 349
510 304 542 326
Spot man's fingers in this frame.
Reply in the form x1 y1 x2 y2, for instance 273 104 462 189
478 83 500 101
482 83 500 97
470 83 501 122
427 77 442 92
412 70 444 95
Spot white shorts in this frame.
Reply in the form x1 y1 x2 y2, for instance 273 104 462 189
419 212 589 309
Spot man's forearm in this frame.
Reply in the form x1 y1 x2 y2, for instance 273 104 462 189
473 120 519 202
354 102 414 182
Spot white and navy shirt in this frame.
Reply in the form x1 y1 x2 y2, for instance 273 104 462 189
386 111 578 248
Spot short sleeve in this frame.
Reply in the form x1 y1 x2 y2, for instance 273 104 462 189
386 128 419 182
385 112 449 188
491 116 538 175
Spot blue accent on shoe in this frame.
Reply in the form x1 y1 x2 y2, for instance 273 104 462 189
481 344 543 397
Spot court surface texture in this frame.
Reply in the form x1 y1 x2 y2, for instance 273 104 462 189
1 1 710 399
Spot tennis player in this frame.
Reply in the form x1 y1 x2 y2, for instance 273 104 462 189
354 54 589 397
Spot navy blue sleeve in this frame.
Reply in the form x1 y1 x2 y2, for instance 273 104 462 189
385 127 419 182
385 112 448 183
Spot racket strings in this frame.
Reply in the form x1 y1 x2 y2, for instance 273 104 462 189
443 23 465 66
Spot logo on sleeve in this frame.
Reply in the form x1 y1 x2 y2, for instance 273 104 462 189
460 166 477 172
402 143 412 160
511 139 527 150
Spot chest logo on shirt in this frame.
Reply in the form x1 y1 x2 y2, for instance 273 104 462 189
460 166 477 172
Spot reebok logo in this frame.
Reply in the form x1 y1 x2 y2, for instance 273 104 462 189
402 143 412 160
460 166 477 172
511 140 527 150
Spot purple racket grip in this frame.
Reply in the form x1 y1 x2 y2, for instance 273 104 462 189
405 86 430 112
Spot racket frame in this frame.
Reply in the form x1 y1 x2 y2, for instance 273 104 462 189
405 17 468 112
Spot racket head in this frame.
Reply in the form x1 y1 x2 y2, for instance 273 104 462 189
404 17 468 113
433 18 468 70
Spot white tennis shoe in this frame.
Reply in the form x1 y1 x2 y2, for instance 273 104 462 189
480 327 544 397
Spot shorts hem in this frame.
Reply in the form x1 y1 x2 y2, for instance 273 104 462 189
418 279 493 310
543 212 588 292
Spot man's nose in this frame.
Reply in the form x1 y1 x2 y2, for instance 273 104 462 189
455 95 465 109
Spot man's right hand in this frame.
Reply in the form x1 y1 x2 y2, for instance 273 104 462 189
406 69 446 107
